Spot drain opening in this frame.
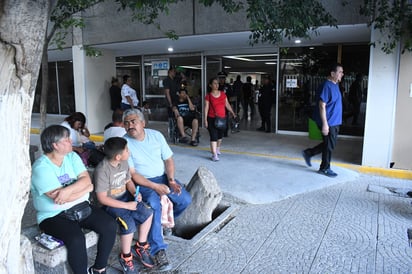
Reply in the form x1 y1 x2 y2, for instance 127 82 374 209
174 204 232 240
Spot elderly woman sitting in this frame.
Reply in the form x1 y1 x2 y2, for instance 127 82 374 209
31 125 117 274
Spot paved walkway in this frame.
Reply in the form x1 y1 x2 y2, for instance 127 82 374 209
28 118 412 273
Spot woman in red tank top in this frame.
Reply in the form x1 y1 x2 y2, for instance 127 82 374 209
204 77 236 161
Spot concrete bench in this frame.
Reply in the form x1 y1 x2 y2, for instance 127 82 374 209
22 225 99 269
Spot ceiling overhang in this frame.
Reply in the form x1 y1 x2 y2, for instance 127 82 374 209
48 24 370 62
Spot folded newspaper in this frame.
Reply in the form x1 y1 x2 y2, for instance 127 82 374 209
35 233 64 250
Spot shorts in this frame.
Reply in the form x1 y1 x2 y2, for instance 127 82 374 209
182 113 197 127
104 192 153 235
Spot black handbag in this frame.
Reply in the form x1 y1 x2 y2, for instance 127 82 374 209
60 201 92 222
208 94 227 130
214 116 227 129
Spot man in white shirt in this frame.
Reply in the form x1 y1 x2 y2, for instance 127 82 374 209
121 75 139 110
104 109 127 141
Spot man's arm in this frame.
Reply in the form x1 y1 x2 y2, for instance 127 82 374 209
319 100 329 136
129 167 171 196
165 88 172 107
164 157 181 195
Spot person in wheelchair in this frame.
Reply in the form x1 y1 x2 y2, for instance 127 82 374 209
171 88 199 146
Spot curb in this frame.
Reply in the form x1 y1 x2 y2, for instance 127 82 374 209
31 128 104 143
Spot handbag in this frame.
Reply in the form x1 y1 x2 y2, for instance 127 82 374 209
208 93 227 130
60 201 92 222
214 116 227 129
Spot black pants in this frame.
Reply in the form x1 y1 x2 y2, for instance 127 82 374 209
39 205 117 274
242 98 255 118
258 103 272 131
305 125 339 170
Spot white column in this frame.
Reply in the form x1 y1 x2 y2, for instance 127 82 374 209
362 28 400 168
72 46 116 134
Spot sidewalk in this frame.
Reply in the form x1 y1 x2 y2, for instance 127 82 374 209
28 118 412 273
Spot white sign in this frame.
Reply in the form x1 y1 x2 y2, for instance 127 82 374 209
286 78 298 88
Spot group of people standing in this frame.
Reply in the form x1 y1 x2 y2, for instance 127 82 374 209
110 75 139 111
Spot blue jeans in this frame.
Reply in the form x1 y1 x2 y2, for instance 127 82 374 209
139 174 191 256
104 192 153 235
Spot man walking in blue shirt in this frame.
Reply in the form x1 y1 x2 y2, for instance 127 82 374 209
302 63 344 177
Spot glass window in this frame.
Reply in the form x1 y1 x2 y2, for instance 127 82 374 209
33 61 75 115
278 45 369 136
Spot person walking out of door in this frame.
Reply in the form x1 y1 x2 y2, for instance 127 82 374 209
302 63 344 177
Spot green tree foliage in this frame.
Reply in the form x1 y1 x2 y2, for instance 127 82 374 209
360 0 412 53
246 0 337 45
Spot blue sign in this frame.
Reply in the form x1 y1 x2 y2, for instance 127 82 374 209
152 60 169 77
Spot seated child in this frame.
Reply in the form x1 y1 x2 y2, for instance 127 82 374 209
93 137 154 273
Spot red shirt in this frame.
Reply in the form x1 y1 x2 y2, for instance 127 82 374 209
206 92 227 118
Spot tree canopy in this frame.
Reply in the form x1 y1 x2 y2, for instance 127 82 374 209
360 0 412 53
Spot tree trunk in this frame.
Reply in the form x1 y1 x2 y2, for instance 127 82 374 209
40 47 49 132
0 0 50 272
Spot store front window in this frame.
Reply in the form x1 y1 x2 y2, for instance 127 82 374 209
33 61 75 115
278 45 369 136
141 55 202 121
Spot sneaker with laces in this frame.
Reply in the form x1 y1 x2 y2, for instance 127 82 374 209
211 154 219 162
318 168 338 177
118 253 137 274
153 249 172 272
134 243 154 269
88 267 107 274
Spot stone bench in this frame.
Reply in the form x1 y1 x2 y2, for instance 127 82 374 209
22 225 99 269
24 146 104 272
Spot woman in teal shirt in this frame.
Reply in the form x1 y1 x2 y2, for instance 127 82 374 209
31 125 117 274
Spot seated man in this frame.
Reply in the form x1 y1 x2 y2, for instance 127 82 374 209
122 108 192 272
104 109 126 141
172 88 199 146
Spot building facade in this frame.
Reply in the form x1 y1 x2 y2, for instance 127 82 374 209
37 0 412 170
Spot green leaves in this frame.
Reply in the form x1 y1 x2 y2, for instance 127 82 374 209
360 0 412 53
50 0 102 49
246 0 337 45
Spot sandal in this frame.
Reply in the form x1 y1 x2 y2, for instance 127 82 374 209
190 140 198 146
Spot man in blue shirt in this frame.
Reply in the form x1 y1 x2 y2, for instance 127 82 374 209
302 63 344 177
122 108 192 271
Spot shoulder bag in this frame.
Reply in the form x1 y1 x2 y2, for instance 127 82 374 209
208 94 227 130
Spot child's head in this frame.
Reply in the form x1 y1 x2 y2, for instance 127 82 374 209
178 88 188 99
104 137 129 161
